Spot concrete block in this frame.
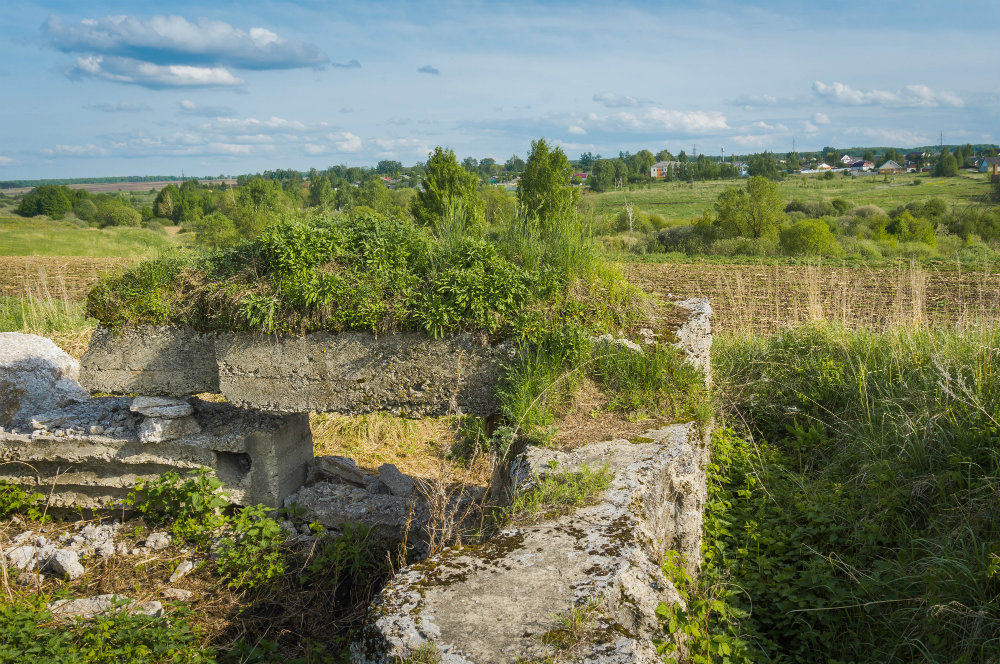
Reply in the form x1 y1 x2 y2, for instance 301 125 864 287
80 326 219 397
216 331 512 417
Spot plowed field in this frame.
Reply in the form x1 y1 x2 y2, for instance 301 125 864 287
0 256 134 301
627 262 1000 334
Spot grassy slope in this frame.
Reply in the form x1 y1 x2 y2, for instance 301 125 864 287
581 171 991 224
0 215 174 257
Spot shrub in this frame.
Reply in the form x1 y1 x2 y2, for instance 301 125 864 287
97 204 142 228
779 218 843 256
0 480 46 520
216 504 287 590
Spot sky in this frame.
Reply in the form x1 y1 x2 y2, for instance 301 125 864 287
0 0 997 179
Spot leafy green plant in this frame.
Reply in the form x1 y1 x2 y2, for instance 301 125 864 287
0 599 214 663
0 480 47 521
123 469 229 544
216 504 287 591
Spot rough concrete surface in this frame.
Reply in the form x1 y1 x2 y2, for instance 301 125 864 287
0 332 89 428
673 298 712 384
80 326 219 397
0 398 312 508
355 423 709 663
215 331 512 417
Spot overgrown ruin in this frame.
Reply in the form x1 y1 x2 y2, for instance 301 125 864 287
1 297 712 662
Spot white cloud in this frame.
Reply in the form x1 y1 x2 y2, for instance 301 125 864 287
177 99 236 116
0 156 12 165
751 121 789 132
813 81 964 108
333 132 363 152
593 92 646 108
640 107 728 132
211 115 309 132
731 134 769 147
331 59 361 69
45 15 328 70
70 55 244 88
43 143 109 157
417 65 440 75
811 112 830 125
803 121 819 134
568 125 587 135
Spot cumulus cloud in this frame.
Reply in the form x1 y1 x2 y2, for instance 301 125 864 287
210 115 311 132
69 55 244 88
593 92 646 108
332 132 363 152
813 81 964 108
332 59 361 69
632 107 728 132
0 156 12 165
568 125 587 135
751 120 789 132
83 101 151 112
811 112 830 125
417 65 440 75
44 15 328 70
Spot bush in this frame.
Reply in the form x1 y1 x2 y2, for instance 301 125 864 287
708 235 780 257
97 204 142 228
779 218 843 256
216 504 287 590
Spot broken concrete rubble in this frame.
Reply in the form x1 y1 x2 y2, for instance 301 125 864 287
355 423 709 664
1 332 89 429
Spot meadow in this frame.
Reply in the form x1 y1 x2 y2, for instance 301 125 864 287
581 170 991 225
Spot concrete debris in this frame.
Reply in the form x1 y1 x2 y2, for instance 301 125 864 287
48 594 164 620
169 560 195 583
138 415 202 443
378 463 414 499
47 549 85 580
1 333 90 429
145 531 171 550
130 396 194 419
161 588 193 601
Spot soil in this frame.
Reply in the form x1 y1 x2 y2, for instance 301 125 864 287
0 256 136 300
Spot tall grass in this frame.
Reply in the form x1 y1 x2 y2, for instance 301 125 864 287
707 323 1000 662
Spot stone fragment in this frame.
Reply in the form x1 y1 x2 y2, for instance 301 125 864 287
48 549 85 580
145 531 171 550
161 588 193 601
378 463 414 499
48 595 163 620
169 560 195 583
5 545 40 571
130 396 194 419
0 333 89 428
138 416 201 443
308 455 368 487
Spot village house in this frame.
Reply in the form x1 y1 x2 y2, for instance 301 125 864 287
877 160 904 174
649 160 679 178
979 157 1000 177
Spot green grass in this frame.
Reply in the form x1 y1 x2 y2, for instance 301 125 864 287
0 215 174 257
702 323 1000 662
583 171 991 226
0 295 92 333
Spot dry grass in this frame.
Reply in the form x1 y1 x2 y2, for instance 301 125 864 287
628 261 1000 335
311 411 491 485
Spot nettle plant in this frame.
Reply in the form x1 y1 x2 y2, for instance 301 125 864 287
124 469 229 544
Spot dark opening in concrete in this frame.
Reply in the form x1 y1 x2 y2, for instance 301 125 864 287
215 451 252 483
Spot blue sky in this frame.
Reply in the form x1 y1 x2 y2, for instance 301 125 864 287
1 0 997 179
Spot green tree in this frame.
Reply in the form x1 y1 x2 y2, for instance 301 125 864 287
578 151 596 171
714 175 785 238
504 155 525 173
518 138 576 222
154 184 179 221
588 159 615 193
73 198 99 222
411 147 484 225
862 149 875 162
17 185 73 219
747 152 780 179
97 203 142 227
933 151 958 177
376 160 403 176
656 148 674 162
193 212 239 249
308 176 335 208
